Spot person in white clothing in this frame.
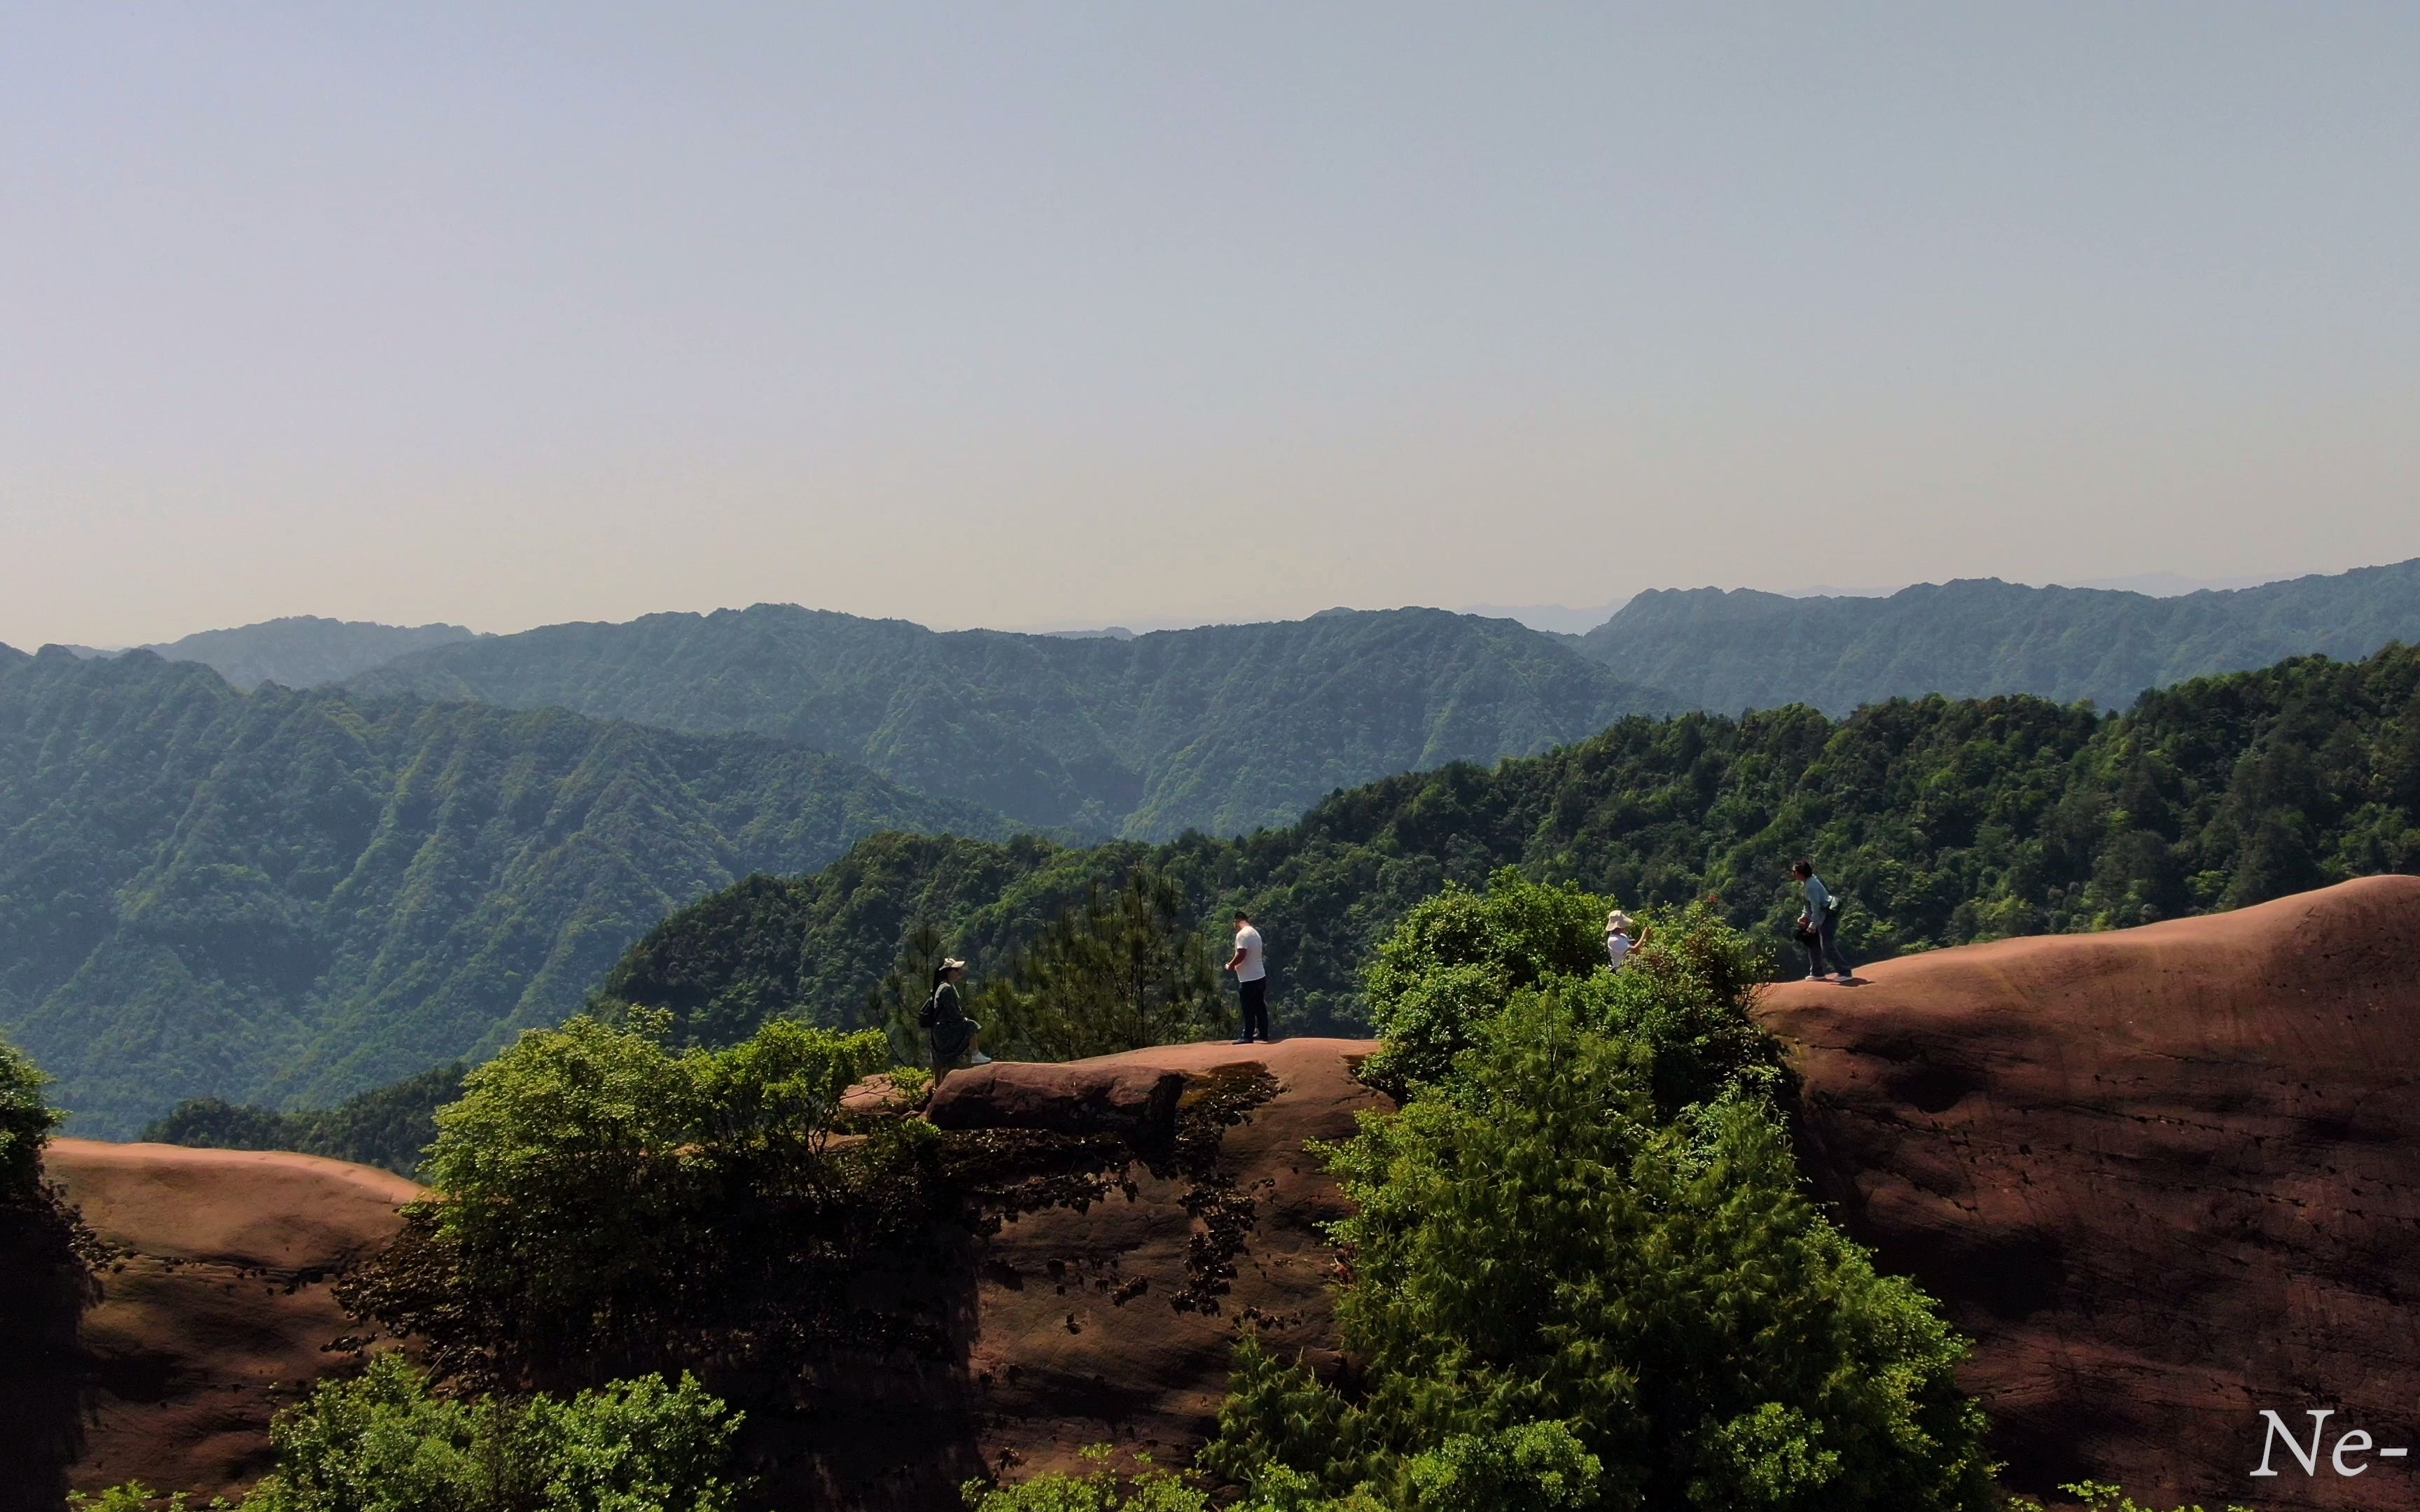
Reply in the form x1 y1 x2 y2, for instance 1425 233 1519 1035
1604 909 1648 970
1227 910 1271 1043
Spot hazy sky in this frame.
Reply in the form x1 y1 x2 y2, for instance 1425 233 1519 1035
4 4 2415 648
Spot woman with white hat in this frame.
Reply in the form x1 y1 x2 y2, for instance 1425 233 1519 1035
1604 910 1647 971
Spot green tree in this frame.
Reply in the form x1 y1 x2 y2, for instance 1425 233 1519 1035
1357 868 1615 1096
865 921 950 1067
981 867 1225 1060
142 1063 467 1177
592 644 2420 1053
4 1031 100 1512
1 1030 60 1198
387 1010 891 1377
1545 899 1781 1118
234 1351 742 1512
1204 991 1995 1511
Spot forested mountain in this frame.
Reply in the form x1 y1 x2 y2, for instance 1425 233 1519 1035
1580 559 2420 713
69 615 482 689
0 647 1004 1135
598 645 2420 1046
349 604 1672 839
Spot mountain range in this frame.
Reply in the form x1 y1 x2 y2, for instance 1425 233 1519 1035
1578 559 2420 713
0 645 1001 1135
347 604 1672 838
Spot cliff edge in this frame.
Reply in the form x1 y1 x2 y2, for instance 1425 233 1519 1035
1759 874 2420 1511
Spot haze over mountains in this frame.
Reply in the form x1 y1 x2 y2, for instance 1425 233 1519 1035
65 615 481 690
0 647 1000 1135
1579 559 2420 713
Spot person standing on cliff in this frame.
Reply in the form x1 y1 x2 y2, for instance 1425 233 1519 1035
1791 859 1855 983
923 958 992 1083
1228 910 1272 1044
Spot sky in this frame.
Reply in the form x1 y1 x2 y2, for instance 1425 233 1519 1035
3 4 2416 649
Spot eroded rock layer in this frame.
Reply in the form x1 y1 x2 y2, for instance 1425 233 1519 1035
46 1141 419 1500
1758 875 2420 1511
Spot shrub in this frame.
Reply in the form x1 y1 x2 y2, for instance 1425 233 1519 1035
2006 1483 2256 1512
236 1351 742 1512
1 1030 62 1197
1530 899 1782 1116
1203 993 1996 1511
69 1487 216 1512
964 1445 1210 1512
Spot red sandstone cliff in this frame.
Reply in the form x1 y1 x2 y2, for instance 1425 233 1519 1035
1759 874 2420 1511
34 881 2420 1508
44 1141 419 1500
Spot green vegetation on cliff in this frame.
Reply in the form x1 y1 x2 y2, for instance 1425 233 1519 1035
603 645 2420 1043
77 1354 745 1512
1580 559 2420 714
0 648 1005 1136
354 1011 893 1380
141 1063 466 1177
0 1031 56 1198
1199 878 1994 1511
1 1031 94 1508
349 604 1672 838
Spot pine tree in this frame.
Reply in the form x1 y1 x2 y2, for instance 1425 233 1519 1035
982 867 1225 1060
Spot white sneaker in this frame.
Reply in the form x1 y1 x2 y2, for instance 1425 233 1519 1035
964 1053 994 1066
1804 973 1824 981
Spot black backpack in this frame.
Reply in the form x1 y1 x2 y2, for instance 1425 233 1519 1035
917 987 940 1030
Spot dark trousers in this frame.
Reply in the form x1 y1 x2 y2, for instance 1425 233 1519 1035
1237 978 1271 1042
1805 914 1853 978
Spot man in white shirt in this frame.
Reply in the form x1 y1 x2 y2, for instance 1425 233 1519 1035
1227 910 1271 1044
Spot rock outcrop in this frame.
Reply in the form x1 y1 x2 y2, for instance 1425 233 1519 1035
36 1039 1381 1508
44 1141 419 1501
925 1059 1188 1140
763 1037 1384 1506
1758 874 2420 1511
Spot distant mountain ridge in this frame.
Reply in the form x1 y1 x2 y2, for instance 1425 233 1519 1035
0 647 1006 1135
1579 559 2420 713
67 615 482 689
350 604 1674 839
